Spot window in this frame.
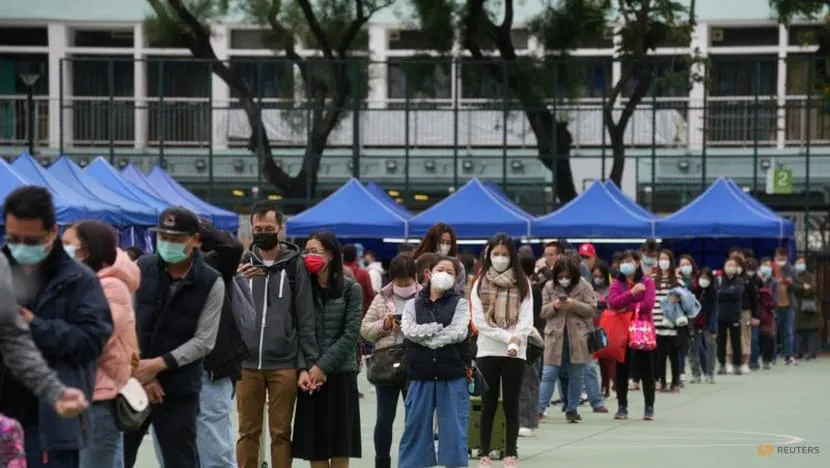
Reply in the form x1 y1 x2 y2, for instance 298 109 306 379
0 53 48 145
229 57 294 99
558 57 613 98
788 25 826 46
786 54 824 94
387 57 451 103
784 53 830 144
146 58 211 98
230 29 288 50
460 58 507 100
0 54 48 94
0 27 48 47
709 55 777 96
710 26 779 47
69 56 134 145
389 30 435 50
73 29 134 48
146 58 211 146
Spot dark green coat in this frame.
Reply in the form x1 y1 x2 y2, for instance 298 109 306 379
298 278 362 375
793 271 822 331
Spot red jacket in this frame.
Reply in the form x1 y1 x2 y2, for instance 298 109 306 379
345 262 375 314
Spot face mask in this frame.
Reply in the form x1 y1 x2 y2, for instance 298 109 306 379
724 266 737 276
393 284 417 298
593 276 605 286
736 266 743 275
430 271 455 292
658 260 670 271
698 278 711 288
157 240 190 264
760 265 772 277
795 263 806 273
303 254 326 274
680 265 692 276
63 244 77 259
558 278 571 288
642 256 656 267
776 260 787 267
747 270 756 277
252 233 280 251
491 255 510 273
437 244 451 256
8 243 49 265
619 263 636 276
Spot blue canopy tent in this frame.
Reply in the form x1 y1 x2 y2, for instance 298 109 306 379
603 180 655 219
85 157 169 214
482 181 537 220
531 180 656 238
287 179 409 238
409 178 532 238
365 182 411 217
12 152 121 226
0 158 89 226
145 166 239 231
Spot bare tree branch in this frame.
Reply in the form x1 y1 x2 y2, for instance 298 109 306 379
297 0 335 58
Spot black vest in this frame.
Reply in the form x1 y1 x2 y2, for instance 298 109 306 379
135 251 220 395
405 290 469 381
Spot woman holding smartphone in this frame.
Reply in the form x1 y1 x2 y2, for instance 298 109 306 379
361 255 421 468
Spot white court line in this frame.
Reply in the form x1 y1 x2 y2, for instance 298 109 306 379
559 426 804 450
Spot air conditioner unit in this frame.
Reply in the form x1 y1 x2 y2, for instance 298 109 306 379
711 28 724 42
389 30 400 41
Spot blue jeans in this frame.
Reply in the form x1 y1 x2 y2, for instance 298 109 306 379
775 307 794 359
749 326 760 368
582 360 605 409
152 374 235 468
538 363 586 414
79 400 123 467
399 378 469 468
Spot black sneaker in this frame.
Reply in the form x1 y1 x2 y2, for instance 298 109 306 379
566 411 581 423
644 406 655 421
717 366 727 375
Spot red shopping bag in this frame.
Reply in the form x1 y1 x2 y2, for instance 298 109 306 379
593 309 633 363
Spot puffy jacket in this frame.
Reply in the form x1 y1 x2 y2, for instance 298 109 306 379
693 280 718 333
794 271 821 330
300 278 363 375
94 249 140 401
659 287 701 327
607 275 657 322
361 282 422 350
716 274 745 323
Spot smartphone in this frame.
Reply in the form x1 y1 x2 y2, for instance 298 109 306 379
558 294 568 302
392 313 402 324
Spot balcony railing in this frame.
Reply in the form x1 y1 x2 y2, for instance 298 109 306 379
0 95 50 147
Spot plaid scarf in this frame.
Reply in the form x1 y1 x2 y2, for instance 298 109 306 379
479 268 520 328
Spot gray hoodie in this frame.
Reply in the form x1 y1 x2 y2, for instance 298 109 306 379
240 242 319 371
0 254 65 406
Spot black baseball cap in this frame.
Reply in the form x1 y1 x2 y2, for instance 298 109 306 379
151 207 200 235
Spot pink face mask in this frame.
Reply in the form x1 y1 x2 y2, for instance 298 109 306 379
393 284 418 298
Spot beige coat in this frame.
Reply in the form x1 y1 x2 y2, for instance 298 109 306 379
360 283 421 350
540 277 598 366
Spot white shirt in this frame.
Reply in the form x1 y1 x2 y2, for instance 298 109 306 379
471 278 534 360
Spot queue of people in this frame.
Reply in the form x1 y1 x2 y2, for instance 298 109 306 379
0 185 824 468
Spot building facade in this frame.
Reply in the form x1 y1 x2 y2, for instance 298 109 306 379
0 0 828 213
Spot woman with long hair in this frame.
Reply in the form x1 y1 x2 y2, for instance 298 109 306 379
607 250 657 420
360 255 421 468
413 223 466 294
293 231 362 468
654 249 684 392
690 267 718 383
471 234 533 467
398 255 472 468
63 221 141 467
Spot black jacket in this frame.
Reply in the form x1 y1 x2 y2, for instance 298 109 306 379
716 274 745 324
200 224 246 382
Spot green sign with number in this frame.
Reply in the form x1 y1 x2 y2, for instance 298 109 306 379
772 168 793 194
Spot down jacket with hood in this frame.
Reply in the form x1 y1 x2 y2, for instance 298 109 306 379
361 282 422 350
94 249 141 401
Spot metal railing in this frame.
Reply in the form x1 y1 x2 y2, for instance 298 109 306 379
0 95 50 147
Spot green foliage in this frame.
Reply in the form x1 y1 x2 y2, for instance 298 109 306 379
770 0 829 24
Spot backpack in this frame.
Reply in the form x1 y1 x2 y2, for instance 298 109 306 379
0 414 25 467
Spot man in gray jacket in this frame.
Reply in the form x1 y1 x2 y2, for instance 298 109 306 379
0 254 89 418
235 201 318 468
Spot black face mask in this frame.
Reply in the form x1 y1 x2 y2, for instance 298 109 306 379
252 233 280 251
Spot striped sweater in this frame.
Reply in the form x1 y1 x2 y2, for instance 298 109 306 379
651 272 683 336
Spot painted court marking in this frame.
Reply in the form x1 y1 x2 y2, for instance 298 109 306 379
560 427 804 450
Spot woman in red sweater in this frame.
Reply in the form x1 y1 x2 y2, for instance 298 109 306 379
607 249 657 421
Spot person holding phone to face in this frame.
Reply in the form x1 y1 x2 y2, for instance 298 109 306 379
361 255 421 468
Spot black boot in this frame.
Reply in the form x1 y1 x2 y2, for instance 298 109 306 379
375 455 392 468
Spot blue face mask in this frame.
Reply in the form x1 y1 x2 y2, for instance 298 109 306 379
8 242 50 265
759 265 772 277
794 263 806 273
619 262 636 277
680 265 693 276
642 256 657 267
157 240 190 264
63 244 77 259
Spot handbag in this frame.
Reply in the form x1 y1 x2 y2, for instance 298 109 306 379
365 344 408 385
467 365 489 396
115 377 151 431
593 309 633 362
800 298 818 314
628 304 657 351
585 327 609 353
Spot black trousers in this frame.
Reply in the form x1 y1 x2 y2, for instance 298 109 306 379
615 348 655 409
717 320 742 367
759 333 776 363
655 335 680 388
123 394 200 468
477 356 525 457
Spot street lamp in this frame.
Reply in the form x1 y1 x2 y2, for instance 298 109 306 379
18 69 41 156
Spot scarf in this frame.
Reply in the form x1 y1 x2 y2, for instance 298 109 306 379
480 268 521 329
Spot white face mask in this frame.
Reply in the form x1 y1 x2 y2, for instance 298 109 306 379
437 244 451 256
724 266 737 276
776 259 787 267
558 278 571 288
430 271 455 292
491 255 510 273
658 260 671 271
698 278 711 288
736 266 743 275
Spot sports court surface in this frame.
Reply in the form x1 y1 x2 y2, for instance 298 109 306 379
134 358 830 467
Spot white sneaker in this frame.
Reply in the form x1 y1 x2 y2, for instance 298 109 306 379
740 364 750 374
518 427 536 437
679 373 686 383
725 363 734 374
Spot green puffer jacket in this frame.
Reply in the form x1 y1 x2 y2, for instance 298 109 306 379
793 271 822 331
298 277 363 375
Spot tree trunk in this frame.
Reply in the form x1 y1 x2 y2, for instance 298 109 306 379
608 125 626 186
534 120 577 203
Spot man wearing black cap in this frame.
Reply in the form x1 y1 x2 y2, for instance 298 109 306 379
123 207 225 468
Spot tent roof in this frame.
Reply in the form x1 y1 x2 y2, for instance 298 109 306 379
409 178 532 238
482 181 537 219
286 179 409 238
603 181 655 219
532 180 656 238
12 153 121 225
49 157 158 226
145 167 239 231
85 157 169 214
0 158 83 225
654 178 795 239
365 182 411 217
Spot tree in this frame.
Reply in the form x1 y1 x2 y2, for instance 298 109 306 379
145 0 390 205
409 0 699 202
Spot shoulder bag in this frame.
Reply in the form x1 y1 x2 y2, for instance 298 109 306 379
115 377 151 431
366 343 408 385
628 304 657 351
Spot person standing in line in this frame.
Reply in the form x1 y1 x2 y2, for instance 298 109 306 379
772 248 797 365
292 231 363 467
793 256 820 361
517 254 544 438
471 234 533 467
654 250 683 393
124 207 224 468
689 268 718 384
0 186 113 468
63 222 141 468
592 260 616 398
361 254 420 468
412 223 467 294
344 244 375 314
235 201 318 468
715 258 745 376
362 250 385 295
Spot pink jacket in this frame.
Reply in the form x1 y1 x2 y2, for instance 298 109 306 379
94 249 141 401
607 275 657 324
